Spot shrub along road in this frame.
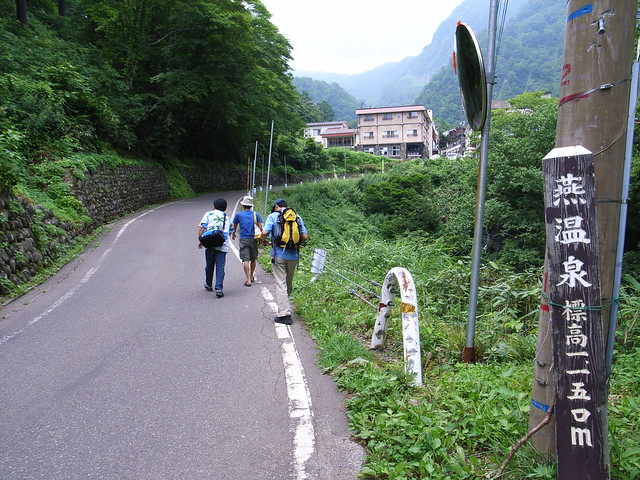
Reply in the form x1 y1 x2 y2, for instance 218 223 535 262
0 191 363 479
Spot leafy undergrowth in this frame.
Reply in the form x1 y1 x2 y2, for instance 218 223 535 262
260 179 640 480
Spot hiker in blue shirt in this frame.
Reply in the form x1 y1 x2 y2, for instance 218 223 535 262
198 198 230 298
261 198 308 325
231 195 263 287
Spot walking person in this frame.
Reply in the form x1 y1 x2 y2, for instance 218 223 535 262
198 198 230 298
231 195 263 287
261 198 308 324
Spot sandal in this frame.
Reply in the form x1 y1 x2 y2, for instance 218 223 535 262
244 281 252 287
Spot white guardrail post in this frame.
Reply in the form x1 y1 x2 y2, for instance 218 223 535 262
310 249 327 283
370 267 422 385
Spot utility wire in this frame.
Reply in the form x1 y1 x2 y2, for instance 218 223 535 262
324 263 380 299
323 256 382 288
300 248 382 288
298 248 380 307
321 271 378 310
495 0 509 71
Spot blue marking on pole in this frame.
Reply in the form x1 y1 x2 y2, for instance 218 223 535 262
531 398 555 413
567 4 592 23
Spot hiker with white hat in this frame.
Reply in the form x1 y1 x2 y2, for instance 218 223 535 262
232 195 263 287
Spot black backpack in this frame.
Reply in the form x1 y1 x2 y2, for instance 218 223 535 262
199 214 226 248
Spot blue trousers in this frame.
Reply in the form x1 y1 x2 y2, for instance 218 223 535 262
204 248 227 290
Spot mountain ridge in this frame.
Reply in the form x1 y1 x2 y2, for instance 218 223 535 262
293 0 563 125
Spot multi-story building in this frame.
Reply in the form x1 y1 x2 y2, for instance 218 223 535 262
304 121 349 143
355 105 436 159
441 125 469 158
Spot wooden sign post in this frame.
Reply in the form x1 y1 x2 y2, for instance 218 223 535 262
543 146 609 479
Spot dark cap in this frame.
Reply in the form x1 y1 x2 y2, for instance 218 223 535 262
272 198 287 212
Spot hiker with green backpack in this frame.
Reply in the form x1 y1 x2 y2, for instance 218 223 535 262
261 198 308 325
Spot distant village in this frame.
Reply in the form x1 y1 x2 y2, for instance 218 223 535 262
304 105 471 160
304 99 531 160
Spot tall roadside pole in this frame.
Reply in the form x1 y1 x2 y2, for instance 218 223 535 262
529 0 636 465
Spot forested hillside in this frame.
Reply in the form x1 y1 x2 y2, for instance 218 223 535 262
296 0 564 126
293 77 360 122
0 0 303 170
375 0 528 107
417 0 565 124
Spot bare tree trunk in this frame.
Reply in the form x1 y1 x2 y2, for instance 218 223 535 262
58 0 66 17
16 0 27 27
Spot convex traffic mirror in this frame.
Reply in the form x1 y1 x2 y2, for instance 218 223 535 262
454 22 487 131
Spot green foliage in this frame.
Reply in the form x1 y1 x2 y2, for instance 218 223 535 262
295 91 323 123
161 162 196 200
616 275 640 349
0 17 128 158
416 0 564 125
1 0 303 165
293 76 359 121
360 171 440 239
0 130 27 188
278 139 383 175
484 92 557 269
280 167 639 478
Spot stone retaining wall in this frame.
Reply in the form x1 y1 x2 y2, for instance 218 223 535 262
179 167 247 194
0 164 246 296
0 163 347 296
72 165 171 225
0 192 75 295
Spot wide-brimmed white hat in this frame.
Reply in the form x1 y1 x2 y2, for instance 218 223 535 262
240 195 254 207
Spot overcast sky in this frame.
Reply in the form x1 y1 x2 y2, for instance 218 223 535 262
261 0 466 75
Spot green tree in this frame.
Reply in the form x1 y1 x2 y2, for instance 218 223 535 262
484 92 558 268
318 100 334 122
296 92 322 123
69 0 301 162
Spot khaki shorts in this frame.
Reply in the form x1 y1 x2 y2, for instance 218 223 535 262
239 237 259 262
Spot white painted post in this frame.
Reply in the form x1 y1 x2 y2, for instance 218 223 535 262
370 267 422 385
310 249 327 283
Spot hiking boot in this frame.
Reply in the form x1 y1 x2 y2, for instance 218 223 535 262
274 315 292 325
215 289 224 298
204 284 213 292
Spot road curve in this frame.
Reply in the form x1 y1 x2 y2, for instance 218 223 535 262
0 191 363 480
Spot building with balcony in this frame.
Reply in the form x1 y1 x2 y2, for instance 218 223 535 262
320 124 357 149
355 105 436 159
304 121 352 147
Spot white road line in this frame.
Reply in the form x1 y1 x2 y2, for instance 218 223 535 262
5 198 317 479
260 287 316 480
231 200 316 477
0 207 166 346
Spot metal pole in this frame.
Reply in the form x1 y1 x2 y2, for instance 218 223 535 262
463 0 499 363
284 155 288 187
264 120 274 218
251 140 258 196
606 43 640 379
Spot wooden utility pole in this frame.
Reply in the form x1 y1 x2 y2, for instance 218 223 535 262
529 0 636 463
543 147 609 478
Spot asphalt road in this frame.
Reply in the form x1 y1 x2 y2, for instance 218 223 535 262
0 191 364 480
